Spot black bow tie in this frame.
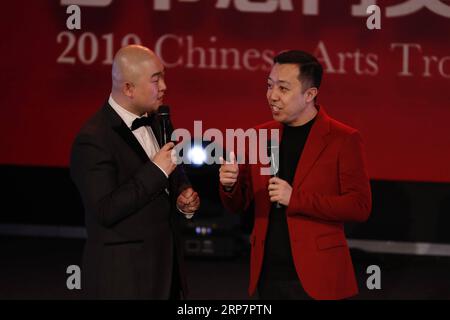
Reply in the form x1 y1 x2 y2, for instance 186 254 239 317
131 115 154 131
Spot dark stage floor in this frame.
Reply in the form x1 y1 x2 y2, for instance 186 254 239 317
0 236 449 300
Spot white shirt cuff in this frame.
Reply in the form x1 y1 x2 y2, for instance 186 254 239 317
177 205 194 219
153 161 169 178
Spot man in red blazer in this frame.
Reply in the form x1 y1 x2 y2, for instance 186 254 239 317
219 50 372 300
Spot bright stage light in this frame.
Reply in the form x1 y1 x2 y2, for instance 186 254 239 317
187 146 207 165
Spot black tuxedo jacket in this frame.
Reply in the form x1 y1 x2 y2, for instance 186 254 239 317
70 102 190 299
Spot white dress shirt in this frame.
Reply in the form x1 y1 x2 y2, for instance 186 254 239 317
108 95 193 218
108 95 167 177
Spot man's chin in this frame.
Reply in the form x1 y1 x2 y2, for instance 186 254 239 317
272 113 283 122
156 100 165 110
157 98 165 106
146 104 160 114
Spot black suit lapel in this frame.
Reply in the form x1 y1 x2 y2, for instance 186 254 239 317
103 103 185 200
113 121 150 164
102 103 149 164
150 114 163 148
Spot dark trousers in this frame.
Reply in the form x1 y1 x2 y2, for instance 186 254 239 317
169 251 183 300
258 278 312 300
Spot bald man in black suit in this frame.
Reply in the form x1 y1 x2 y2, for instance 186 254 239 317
70 45 200 299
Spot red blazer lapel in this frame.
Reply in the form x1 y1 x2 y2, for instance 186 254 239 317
291 106 331 189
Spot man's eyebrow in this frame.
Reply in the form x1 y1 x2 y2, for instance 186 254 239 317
151 70 165 78
268 77 291 86
278 79 291 85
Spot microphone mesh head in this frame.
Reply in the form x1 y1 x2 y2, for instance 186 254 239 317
158 105 170 115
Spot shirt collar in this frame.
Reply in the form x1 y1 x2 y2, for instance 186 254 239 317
108 95 148 129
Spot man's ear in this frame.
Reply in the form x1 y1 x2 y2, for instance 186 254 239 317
123 82 134 98
305 87 318 103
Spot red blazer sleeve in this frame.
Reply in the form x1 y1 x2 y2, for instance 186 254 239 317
287 131 372 223
219 162 254 214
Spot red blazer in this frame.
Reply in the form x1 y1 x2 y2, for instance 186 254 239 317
220 106 372 300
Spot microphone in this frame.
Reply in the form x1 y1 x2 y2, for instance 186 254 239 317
157 105 194 219
157 105 173 146
267 140 281 209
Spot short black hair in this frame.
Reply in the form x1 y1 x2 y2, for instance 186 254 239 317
273 50 323 91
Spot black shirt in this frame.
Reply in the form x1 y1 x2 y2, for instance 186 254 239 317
260 116 316 282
